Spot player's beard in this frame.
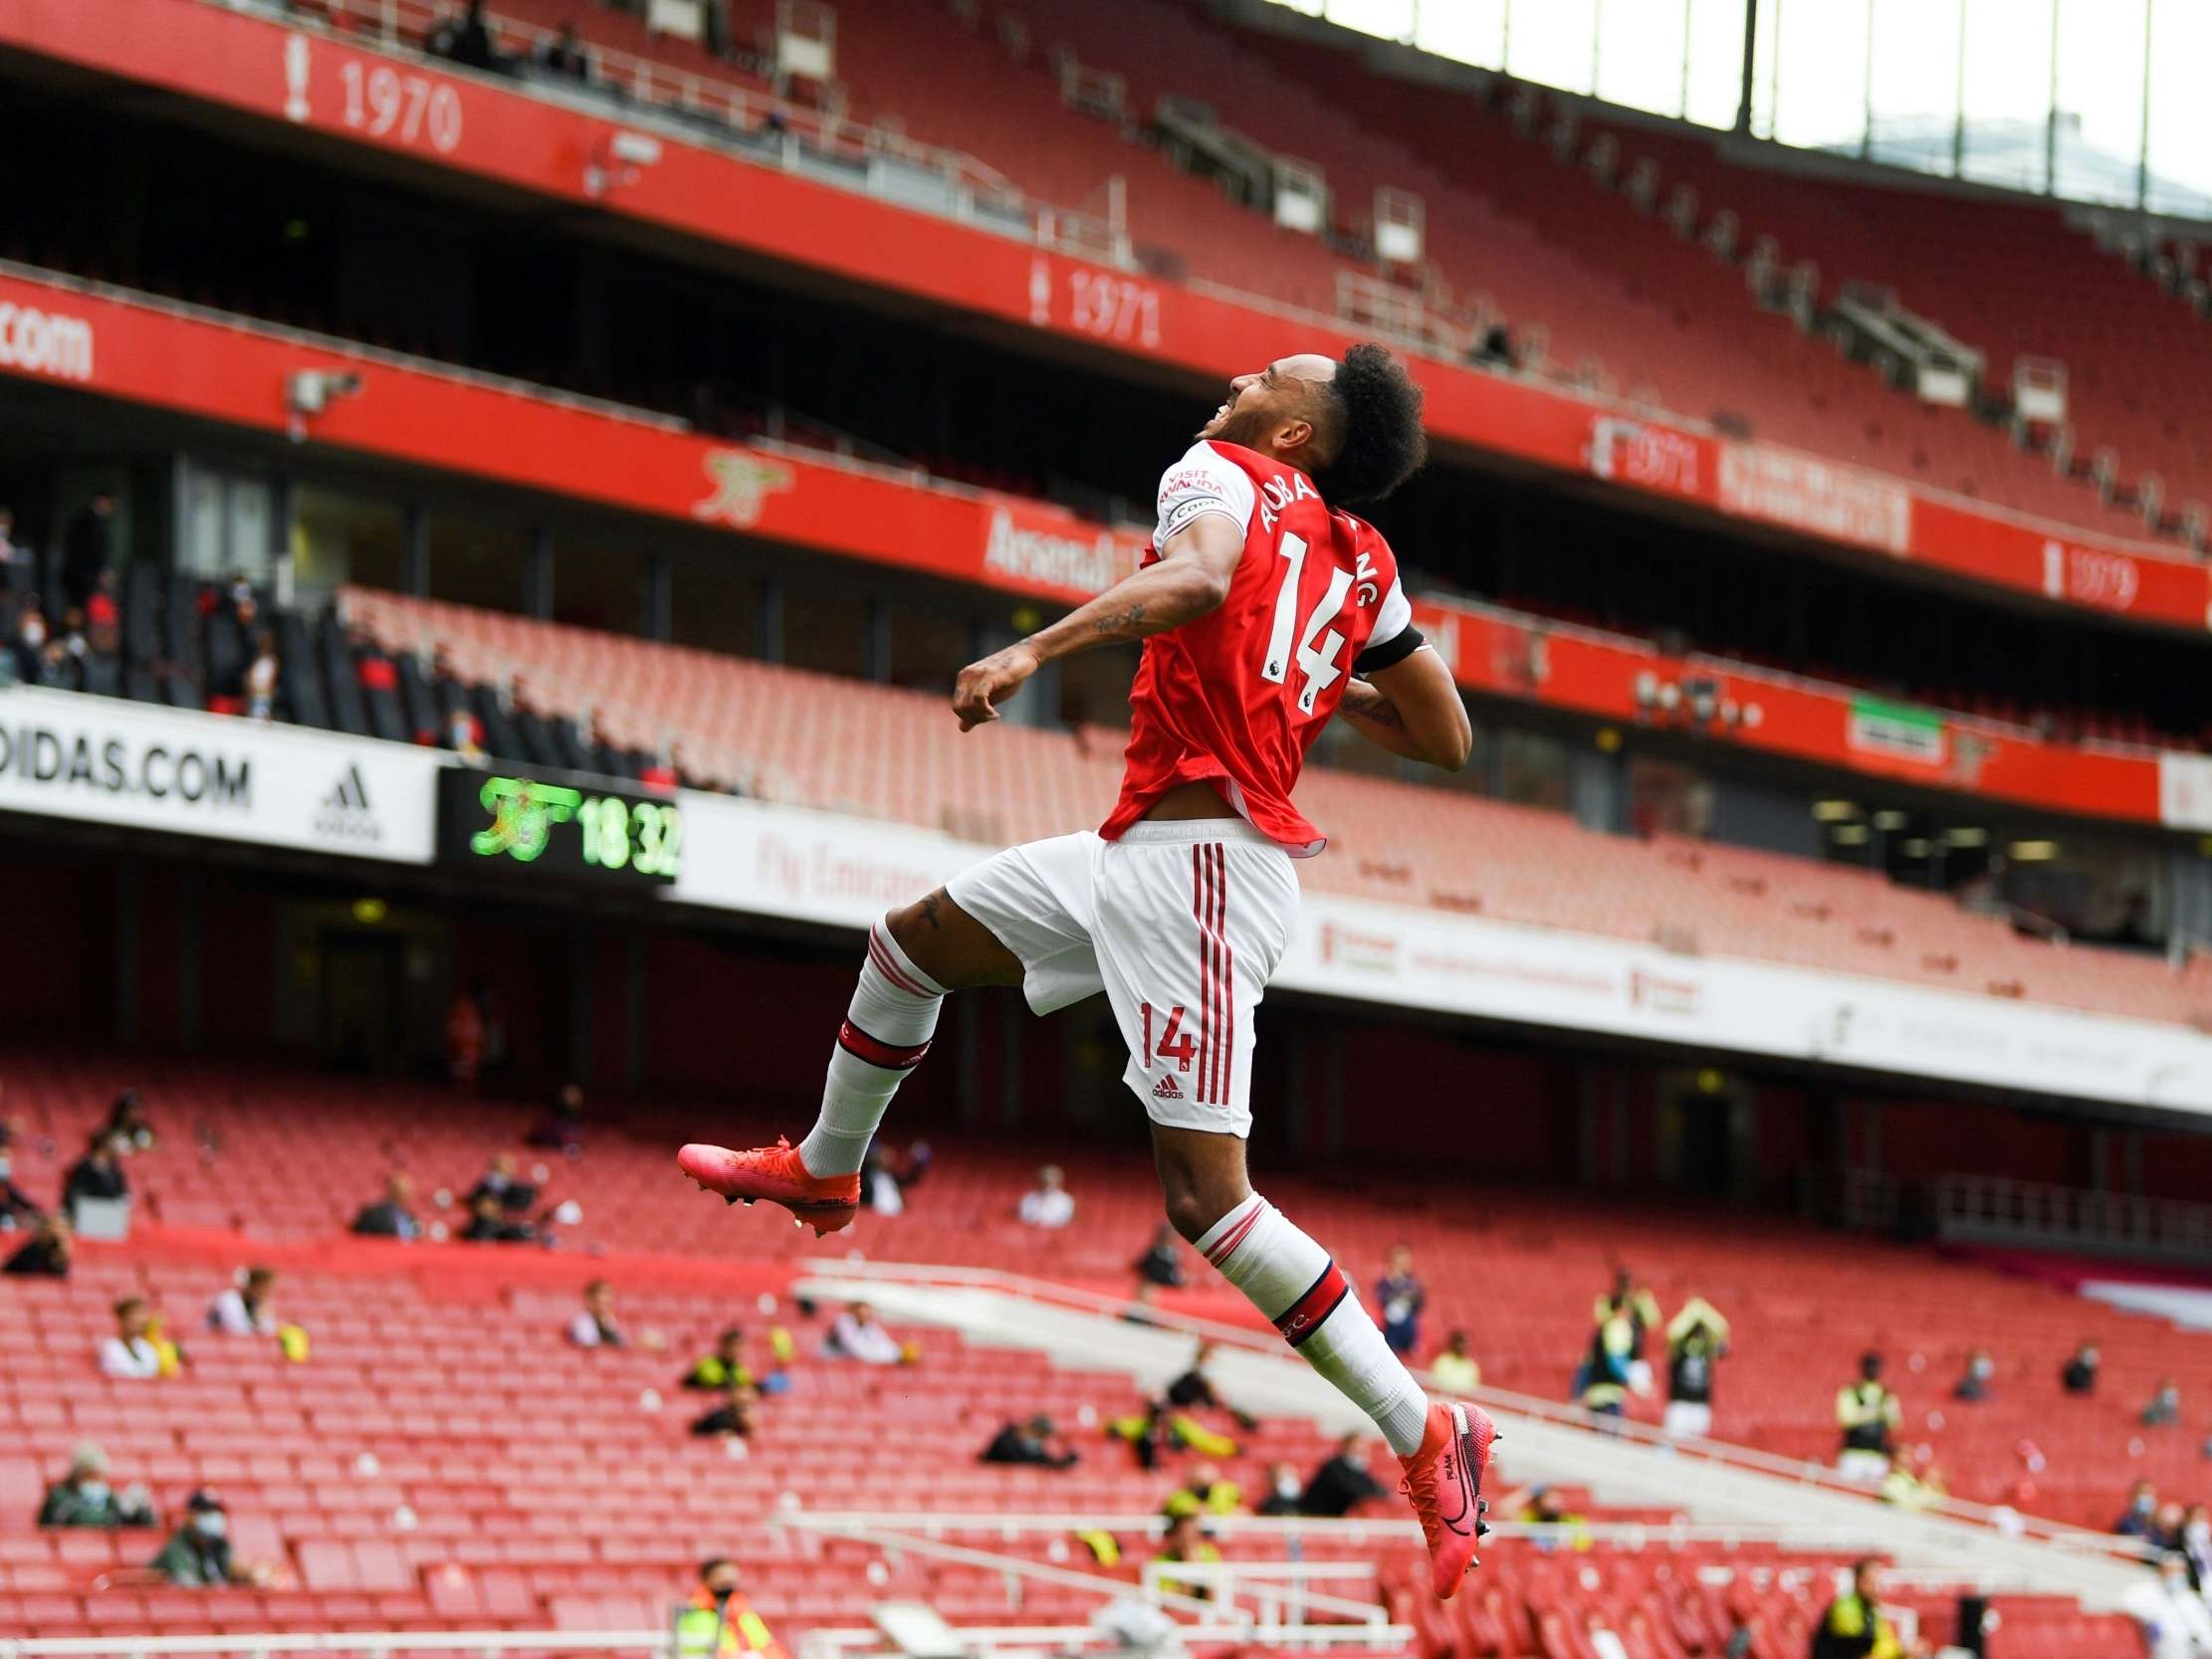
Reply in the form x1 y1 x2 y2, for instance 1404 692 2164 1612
1205 403 1275 448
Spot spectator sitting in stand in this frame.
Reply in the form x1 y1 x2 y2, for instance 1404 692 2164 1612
1596 1268 1663 1393
981 1414 1078 1469
0 1137 43 1231
8 594 49 683
688 1378 760 1440
1951 1349 1996 1403
1499 1481 1590 1552
1017 1163 1074 1228
1162 1461 1243 1520
2062 1341 2100 1395
350 1172 422 1240
683 1327 756 1390
539 19 591 80
1431 1329 1480 1393
86 567 120 630
0 503 18 565
99 1298 170 1380
1256 1461 1305 1517
1134 1222 1188 1288
567 1280 625 1348
528 1082 587 1152
1812 1557 1926 1659
1576 1301 1637 1426
244 630 279 722
431 0 499 72
103 1092 155 1158
38 1443 156 1528
2142 1378 2183 1428
858 1143 905 1216
1295 1432 1387 1518
467 1151 539 1214
5 1216 72 1277
151 1490 266 1587
1149 1513 1221 1602
1836 1352 1902 1480
1375 1244 1425 1356
207 1267 279 1337
675 1559 789 1659
63 1132 128 1207
1165 1341 1257 1429
2181 1504 2211 1587
1663 1295 1729 1439
2117 1481 2163 1541
462 1190 539 1244
823 1301 908 1364
2127 1550 2212 1659
60 491 114 612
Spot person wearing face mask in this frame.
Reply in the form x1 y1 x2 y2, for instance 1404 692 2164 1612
1256 1461 1305 1517
1951 1349 1996 1403
10 595 48 682
2063 1342 2101 1395
0 1143 42 1231
63 1133 129 1209
2124 1552 2212 1659
38 1443 155 1528
2144 1378 2185 1428
150 1491 247 1587
2119 1482 2165 1541
674 1558 789 1659
4 1215 72 1277
1836 1352 1901 1481
2180 1505 2212 1592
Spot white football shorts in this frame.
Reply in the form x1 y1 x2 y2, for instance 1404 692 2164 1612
945 818 1299 1138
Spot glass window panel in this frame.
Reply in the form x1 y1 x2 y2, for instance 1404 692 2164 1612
667 554 756 660
1684 0 1750 129
551 539 645 636
1862 0 1964 172
1416 0 1506 69
1595 0 1690 118
1507 0 1598 98
2144 0 2212 217
1327 0 1414 43
426 515 528 615
2053 0 2146 206
291 487 401 600
781 588 870 680
1953 0 2056 193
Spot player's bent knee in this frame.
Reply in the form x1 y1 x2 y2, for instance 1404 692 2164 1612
884 891 1023 992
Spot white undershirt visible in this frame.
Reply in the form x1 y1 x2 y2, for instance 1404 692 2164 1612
99 1336 162 1379
1018 1188 1075 1228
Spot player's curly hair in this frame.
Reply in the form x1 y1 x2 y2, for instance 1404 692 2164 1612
1313 342 1428 505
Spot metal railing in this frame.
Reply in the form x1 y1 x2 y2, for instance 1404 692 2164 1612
792 1259 2139 1566
775 1515 1410 1647
211 0 1126 263
1935 1172 2212 1263
0 1635 669 1659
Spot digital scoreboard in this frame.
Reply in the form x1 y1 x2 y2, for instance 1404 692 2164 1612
435 767 683 888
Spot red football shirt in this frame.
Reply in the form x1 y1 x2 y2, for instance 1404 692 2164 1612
1100 440 1417 856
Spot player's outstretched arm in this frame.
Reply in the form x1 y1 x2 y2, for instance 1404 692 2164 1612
951 516 1244 730
1337 647 1472 771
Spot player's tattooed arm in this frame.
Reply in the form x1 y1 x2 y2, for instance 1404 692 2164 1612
919 891 943 930
951 518 1239 729
1338 653 1472 771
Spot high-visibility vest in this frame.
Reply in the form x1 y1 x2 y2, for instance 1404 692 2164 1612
674 1592 786 1659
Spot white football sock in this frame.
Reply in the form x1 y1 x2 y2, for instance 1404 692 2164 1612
1195 1192 1432 1457
797 921 947 1178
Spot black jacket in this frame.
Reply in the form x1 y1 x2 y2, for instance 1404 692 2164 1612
1298 1454 1386 1519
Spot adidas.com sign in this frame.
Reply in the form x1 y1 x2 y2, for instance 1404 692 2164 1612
313 764 383 843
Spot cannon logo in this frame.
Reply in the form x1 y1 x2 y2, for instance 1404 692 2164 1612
0 303 94 385
468 775 581 863
691 451 794 527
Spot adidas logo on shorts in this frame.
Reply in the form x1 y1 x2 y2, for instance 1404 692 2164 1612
1151 1075 1182 1101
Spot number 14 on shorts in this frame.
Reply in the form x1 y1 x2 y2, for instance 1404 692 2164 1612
1141 1002 1197 1072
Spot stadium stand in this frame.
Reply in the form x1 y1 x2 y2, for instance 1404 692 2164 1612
335 0 2201 547
336 585 2212 1025
3 1050 2210 1550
